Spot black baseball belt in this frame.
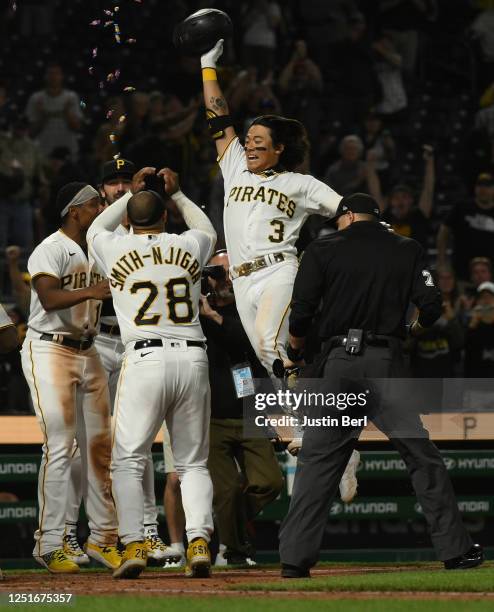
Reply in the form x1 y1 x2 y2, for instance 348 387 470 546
40 333 94 351
100 322 121 336
325 332 395 355
134 338 206 351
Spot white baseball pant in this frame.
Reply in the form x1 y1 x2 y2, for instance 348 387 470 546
65 333 159 528
21 338 117 557
111 342 213 545
233 259 298 376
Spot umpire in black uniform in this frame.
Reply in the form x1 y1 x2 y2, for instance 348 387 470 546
279 193 483 577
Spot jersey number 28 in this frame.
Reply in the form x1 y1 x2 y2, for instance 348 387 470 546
131 279 193 325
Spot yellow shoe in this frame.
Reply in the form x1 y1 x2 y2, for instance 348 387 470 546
144 533 169 562
34 549 80 574
185 538 211 578
84 542 122 570
112 541 147 579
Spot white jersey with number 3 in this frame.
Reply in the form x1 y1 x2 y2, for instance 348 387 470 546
90 229 214 346
219 137 342 266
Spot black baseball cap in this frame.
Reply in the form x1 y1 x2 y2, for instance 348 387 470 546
101 159 135 184
332 193 381 222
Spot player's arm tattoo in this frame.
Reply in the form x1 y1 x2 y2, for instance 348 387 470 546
209 95 227 114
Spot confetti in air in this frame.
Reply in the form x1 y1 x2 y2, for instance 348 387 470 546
90 19 101 26
113 153 121 160
118 114 126 123
106 109 114 119
92 47 98 58
12 1 17 11
114 23 121 44
80 100 87 109
127 38 136 44
104 9 114 16
109 133 117 143
104 20 114 27
88 66 94 75
115 6 120 12
123 86 136 92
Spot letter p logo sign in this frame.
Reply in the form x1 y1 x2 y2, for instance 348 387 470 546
116 159 125 170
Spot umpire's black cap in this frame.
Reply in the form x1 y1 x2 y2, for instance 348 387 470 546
333 193 381 222
101 158 135 184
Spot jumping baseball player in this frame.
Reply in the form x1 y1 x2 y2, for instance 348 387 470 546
200 40 360 501
20 182 120 573
87 168 216 579
63 160 171 565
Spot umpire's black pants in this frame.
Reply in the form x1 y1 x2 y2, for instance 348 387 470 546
279 344 473 569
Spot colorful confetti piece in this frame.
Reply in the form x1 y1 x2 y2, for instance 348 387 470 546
123 86 136 92
109 133 117 143
88 66 94 75
104 9 114 16
127 38 136 44
90 19 101 26
104 20 114 27
80 100 87 109
113 153 121 159
106 109 114 119
118 114 126 123
92 47 98 58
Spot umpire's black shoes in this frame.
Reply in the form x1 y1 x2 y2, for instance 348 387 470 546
281 564 310 578
444 544 484 570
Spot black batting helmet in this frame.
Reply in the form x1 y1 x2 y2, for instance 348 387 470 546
173 8 232 55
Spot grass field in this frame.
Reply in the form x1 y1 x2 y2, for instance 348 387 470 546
1 564 492 612
0 596 493 612
233 566 494 593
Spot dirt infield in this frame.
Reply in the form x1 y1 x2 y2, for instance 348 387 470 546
1 566 493 601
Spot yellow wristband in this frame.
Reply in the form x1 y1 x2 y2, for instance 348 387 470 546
202 68 217 82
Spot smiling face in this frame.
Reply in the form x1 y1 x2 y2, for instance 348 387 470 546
244 124 284 173
102 176 132 205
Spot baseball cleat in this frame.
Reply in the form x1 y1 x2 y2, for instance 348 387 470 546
34 549 81 574
63 532 90 565
444 544 484 570
84 542 122 570
163 554 186 568
185 538 211 578
339 449 360 503
144 533 172 562
112 541 147 579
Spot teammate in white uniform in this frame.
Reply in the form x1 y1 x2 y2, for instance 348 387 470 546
200 40 360 501
63 160 171 565
88 168 216 579
20 182 120 573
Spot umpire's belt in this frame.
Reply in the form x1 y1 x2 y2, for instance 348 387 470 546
100 322 120 336
40 333 94 351
134 338 206 351
327 333 391 350
230 252 285 279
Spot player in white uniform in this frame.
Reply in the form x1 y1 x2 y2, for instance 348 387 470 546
63 160 171 565
88 168 216 579
20 182 120 573
0 304 18 581
200 40 360 502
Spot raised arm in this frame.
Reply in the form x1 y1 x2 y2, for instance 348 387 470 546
159 167 216 241
86 166 155 244
201 40 237 158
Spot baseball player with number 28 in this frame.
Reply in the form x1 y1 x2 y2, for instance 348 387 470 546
200 39 360 499
88 168 217 579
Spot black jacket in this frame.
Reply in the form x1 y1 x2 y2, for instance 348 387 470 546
290 221 442 340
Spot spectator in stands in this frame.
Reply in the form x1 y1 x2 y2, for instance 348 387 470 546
377 0 437 77
0 303 30 414
40 146 83 237
0 304 18 354
469 7 494 92
0 115 46 253
297 0 362 75
437 173 494 281
5 246 30 318
409 267 464 378
333 13 380 129
469 256 493 288
373 33 408 119
464 281 494 377
360 110 396 189
323 135 367 196
278 40 323 161
241 0 282 76
366 144 435 247
25 63 82 160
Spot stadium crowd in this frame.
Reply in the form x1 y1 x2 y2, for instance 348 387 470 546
1 0 494 414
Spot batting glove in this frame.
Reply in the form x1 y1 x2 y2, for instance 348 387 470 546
201 39 224 69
